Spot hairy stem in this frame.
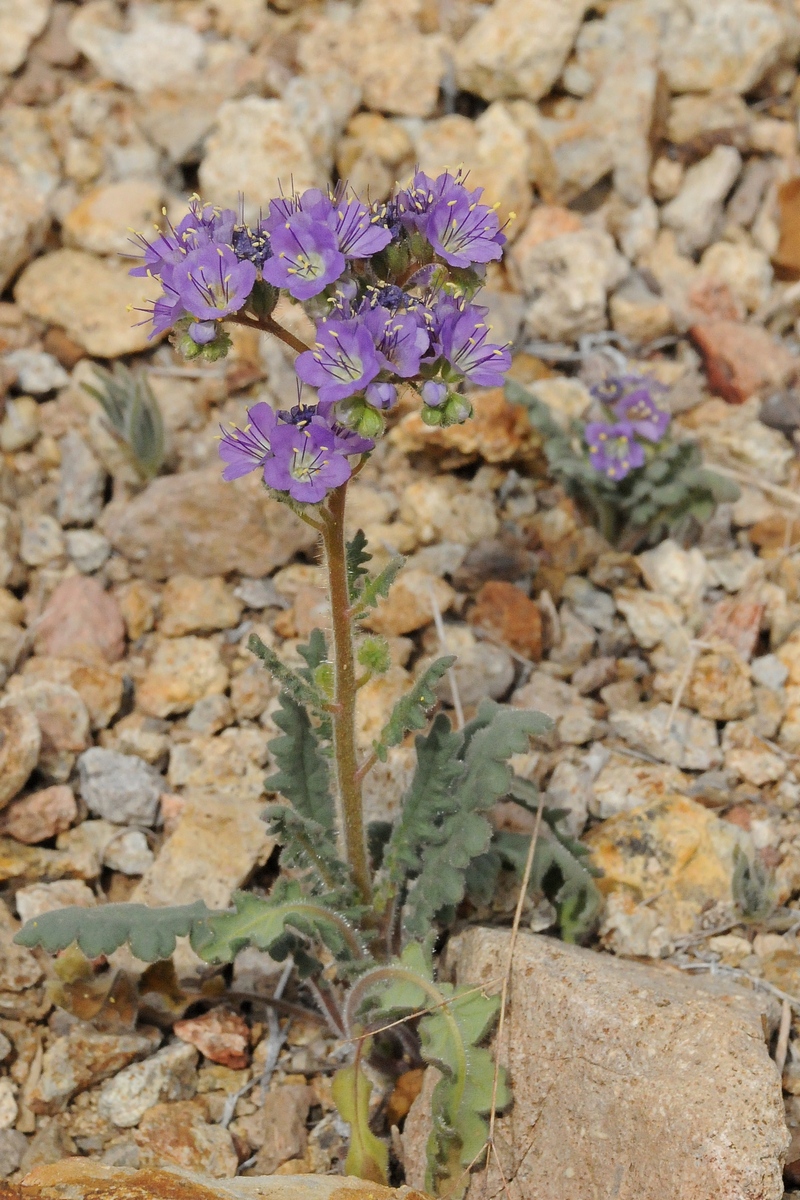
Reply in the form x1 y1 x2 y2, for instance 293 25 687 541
323 482 373 905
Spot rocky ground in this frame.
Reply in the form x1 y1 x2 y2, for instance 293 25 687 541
4 0 800 1196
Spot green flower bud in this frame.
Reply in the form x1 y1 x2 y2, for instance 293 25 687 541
338 397 385 439
421 404 444 426
314 661 335 697
440 394 473 427
249 279 279 320
357 636 391 676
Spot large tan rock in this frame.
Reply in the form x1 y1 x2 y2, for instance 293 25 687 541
14 250 159 358
404 929 788 1200
0 165 48 292
16 1160 430 1199
101 468 316 580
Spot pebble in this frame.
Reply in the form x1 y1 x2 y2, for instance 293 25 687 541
609 702 722 771
545 759 591 837
100 712 170 765
0 1078 17 1130
63 180 163 257
364 568 455 637
0 784 77 844
515 227 628 341
159 575 243 637
103 829 154 876
661 0 791 94
685 641 754 722
0 0 51 74
34 576 125 665
101 467 316 581
15 877 96 927
561 576 616 632
0 1128 27 1178
78 747 163 826
186 694 234 736
400 478 499 546
15 250 159 358
3 349 68 394
0 164 47 292
20 514 65 567
723 722 786 787
173 1008 250 1070
57 431 106 527
30 1025 157 1115
751 653 789 690
12 657 123 730
137 637 229 719
690 321 796 404
0 903 42 991
66 529 112 573
68 3 206 94
229 664 276 722
590 753 689 819
200 98 319 226
549 606 596 671
133 1099 238 1178
468 580 543 660
614 587 686 651
637 540 708 613
1 680 90 782
425 626 515 707
0 702 41 810
392 387 536 465
0 395 40 451
98 1043 199 1129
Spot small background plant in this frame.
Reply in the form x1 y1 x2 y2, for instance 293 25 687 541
508 374 740 551
82 362 165 481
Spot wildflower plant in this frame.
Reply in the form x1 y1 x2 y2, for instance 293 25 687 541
82 363 165 481
508 374 739 550
18 174 600 1197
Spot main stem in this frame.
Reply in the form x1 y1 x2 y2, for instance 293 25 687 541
323 482 372 905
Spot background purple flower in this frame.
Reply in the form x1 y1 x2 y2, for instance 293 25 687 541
439 305 511 387
264 422 351 502
295 318 381 402
218 402 276 481
585 420 645 481
613 389 670 442
262 212 345 300
174 245 256 319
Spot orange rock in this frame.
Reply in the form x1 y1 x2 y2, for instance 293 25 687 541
690 320 796 404
173 1007 250 1069
0 784 76 844
469 581 543 661
34 576 125 665
700 597 764 661
390 387 540 464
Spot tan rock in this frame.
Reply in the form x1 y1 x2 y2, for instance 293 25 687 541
0 165 48 293
723 722 786 787
662 146 742 255
609 702 721 771
252 1084 313 1175
391 387 538 466
15 877 95 925
660 0 793 95
167 728 267 802
0 784 76 844
469 581 542 661
30 1026 156 1114
62 180 163 257
0 681 90 782
515 229 628 341
134 1099 238 1177
12 657 123 729
698 241 772 315
404 928 787 1200
0 703 41 810
137 637 228 718
14 249 159 357
610 279 674 343
18 1160 427 1199
614 587 686 650
590 753 689 820
686 641 754 721
34 576 125 665
0 903 42 992
101 467 316 581
455 0 588 102
363 569 455 637
0 0 50 74
159 575 243 637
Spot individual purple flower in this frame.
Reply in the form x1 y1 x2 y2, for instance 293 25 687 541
585 420 646 481
366 382 398 410
173 199 236 250
426 190 505 268
333 196 393 257
438 304 511 387
363 306 429 377
173 244 256 320
264 421 351 503
189 320 218 344
613 388 670 443
395 170 462 233
218 402 276 481
421 380 447 408
128 231 184 278
295 318 381 403
262 212 345 300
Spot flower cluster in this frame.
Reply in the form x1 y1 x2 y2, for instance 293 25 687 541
584 375 670 481
131 174 512 504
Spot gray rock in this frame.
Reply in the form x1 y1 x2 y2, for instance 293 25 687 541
66 529 112 573
0 1127 27 1177
662 145 743 255
0 1032 11 1062
58 431 107 527
545 759 591 837
78 747 163 826
610 702 722 771
514 228 628 342
751 654 789 691
103 829 155 876
4 349 68 394
97 1042 198 1129
20 514 65 567
0 395 39 453
561 577 616 632
404 928 788 1200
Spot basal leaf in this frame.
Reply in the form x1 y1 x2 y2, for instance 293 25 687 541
15 901 209 962
332 1063 389 1185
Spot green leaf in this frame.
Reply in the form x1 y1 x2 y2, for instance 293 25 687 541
83 364 164 480
192 881 367 968
266 694 333 830
352 556 406 618
247 634 323 711
346 530 372 601
372 656 455 762
15 901 209 962
383 713 465 890
263 805 357 910
732 844 774 921
348 942 507 1199
332 1063 389 1185
403 703 551 937
492 826 602 942
297 629 329 681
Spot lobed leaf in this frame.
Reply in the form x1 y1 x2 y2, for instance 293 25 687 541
247 634 324 711
15 901 209 962
372 656 455 762
266 694 334 830
352 556 406 618
346 530 372 600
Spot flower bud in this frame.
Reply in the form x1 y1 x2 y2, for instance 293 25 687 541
441 394 473 426
421 404 444 426
357 636 391 675
421 380 447 408
366 382 398 411
248 279 279 320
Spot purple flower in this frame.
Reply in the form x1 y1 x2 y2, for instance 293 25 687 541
295 318 381 403
333 196 393 257
426 190 505 268
613 388 670 443
128 231 184 278
173 245 256 320
232 222 271 268
264 421 351 503
395 170 460 233
366 382 398 410
421 380 447 408
218 402 277 481
364 306 429 377
189 320 218 345
146 288 185 338
262 212 345 300
439 304 511 387
585 421 645 481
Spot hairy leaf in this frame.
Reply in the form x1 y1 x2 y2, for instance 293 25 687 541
732 844 774 921
332 1063 389 1185
83 364 164 481
15 901 209 962
492 829 602 943
352 556 405 618
263 805 356 909
403 703 552 937
266 694 333 830
192 881 366 970
347 942 507 1199
372 656 455 762
247 634 323 711
297 629 329 680
346 530 372 600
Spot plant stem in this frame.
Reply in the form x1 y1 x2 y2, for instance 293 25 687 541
227 313 310 355
323 482 373 905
